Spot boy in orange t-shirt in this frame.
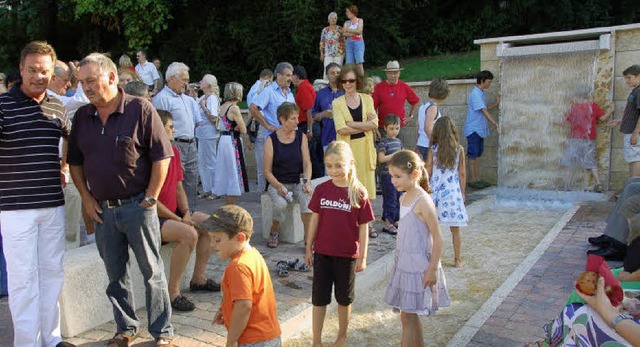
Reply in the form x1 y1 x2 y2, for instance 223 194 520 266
197 205 281 347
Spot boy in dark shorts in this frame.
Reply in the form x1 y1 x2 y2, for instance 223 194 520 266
464 70 499 188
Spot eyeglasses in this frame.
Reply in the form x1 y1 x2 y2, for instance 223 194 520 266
341 79 356 84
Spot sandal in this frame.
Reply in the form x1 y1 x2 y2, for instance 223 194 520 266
155 337 175 347
382 225 398 235
107 333 137 347
171 294 196 312
267 232 279 248
594 184 603 193
369 227 379 239
276 261 289 277
287 258 311 272
190 278 221 292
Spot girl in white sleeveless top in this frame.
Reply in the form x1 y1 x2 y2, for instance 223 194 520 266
416 79 450 160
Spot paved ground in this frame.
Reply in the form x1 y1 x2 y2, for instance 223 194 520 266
468 200 619 346
0 187 616 346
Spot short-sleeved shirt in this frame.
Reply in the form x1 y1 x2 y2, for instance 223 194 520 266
135 61 160 87
195 93 220 140
376 137 403 174
0 84 71 211
221 247 281 344
67 91 173 201
252 82 295 138
320 25 345 57
373 80 420 127
294 79 316 124
621 86 640 135
152 86 201 140
158 146 183 213
565 101 605 140
464 85 489 138
308 180 375 258
311 86 344 147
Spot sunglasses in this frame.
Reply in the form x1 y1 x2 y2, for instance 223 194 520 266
341 79 357 84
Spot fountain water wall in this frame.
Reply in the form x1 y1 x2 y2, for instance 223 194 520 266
498 51 598 190
474 24 640 191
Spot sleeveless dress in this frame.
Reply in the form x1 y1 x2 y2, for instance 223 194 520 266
212 107 242 197
384 192 450 315
430 145 468 227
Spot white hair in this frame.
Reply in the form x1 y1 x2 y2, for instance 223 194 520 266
78 53 118 83
165 62 189 82
202 74 219 96
328 12 338 20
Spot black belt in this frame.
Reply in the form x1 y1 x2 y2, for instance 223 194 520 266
174 138 195 144
101 194 142 209
220 131 232 136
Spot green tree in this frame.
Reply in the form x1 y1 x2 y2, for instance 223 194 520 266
72 0 174 50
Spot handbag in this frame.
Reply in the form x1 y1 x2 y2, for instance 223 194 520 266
200 94 226 131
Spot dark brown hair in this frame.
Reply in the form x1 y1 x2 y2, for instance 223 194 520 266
388 150 432 193
338 64 365 92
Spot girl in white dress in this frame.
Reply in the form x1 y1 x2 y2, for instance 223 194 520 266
426 116 468 267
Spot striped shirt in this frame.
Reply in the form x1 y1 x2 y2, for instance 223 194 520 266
0 84 70 211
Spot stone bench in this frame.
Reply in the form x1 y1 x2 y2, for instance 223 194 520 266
59 242 194 337
261 176 330 244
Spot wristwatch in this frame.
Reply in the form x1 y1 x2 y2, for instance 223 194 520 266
609 313 634 329
143 196 157 206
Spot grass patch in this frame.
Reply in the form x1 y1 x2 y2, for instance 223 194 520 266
367 51 480 82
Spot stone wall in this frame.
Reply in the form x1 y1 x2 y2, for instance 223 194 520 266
611 28 640 189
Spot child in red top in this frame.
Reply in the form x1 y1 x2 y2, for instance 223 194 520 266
197 205 281 347
561 88 614 192
305 141 374 347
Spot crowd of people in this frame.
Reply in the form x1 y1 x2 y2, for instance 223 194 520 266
0 4 639 346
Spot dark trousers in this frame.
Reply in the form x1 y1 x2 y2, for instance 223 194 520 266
381 173 401 223
299 122 324 178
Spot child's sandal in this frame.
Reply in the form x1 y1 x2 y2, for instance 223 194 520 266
287 258 311 272
267 232 279 248
276 261 289 277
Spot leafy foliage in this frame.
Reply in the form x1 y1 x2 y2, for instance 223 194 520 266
0 0 638 86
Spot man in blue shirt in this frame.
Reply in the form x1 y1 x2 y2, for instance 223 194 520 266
249 62 295 191
312 63 345 153
464 70 499 189
246 69 273 192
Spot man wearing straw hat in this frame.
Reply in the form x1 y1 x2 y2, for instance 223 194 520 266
373 60 420 138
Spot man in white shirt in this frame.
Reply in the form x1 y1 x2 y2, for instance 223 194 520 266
135 49 160 94
152 62 201 209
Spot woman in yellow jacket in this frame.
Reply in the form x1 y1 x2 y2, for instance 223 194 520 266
332 63 379 237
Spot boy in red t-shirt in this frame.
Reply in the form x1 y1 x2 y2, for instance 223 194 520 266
561 89 614 191
197 205 281 347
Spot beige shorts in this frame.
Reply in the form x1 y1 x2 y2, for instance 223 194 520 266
623 134 640 163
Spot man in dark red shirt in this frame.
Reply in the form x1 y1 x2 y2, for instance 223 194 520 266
373 61 420 136
68 53 175 345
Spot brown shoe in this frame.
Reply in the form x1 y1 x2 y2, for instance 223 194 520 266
107 333 137 347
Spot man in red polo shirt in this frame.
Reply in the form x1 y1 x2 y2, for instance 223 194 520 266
293 65 323 178
373 61 420 137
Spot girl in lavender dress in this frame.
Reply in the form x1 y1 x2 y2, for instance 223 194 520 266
427 116 469 268
384 150 450 347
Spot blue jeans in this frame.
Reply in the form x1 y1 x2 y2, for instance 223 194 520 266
345 39 365 64
0 229 7 296
381 173 401 223
94 194 173 338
